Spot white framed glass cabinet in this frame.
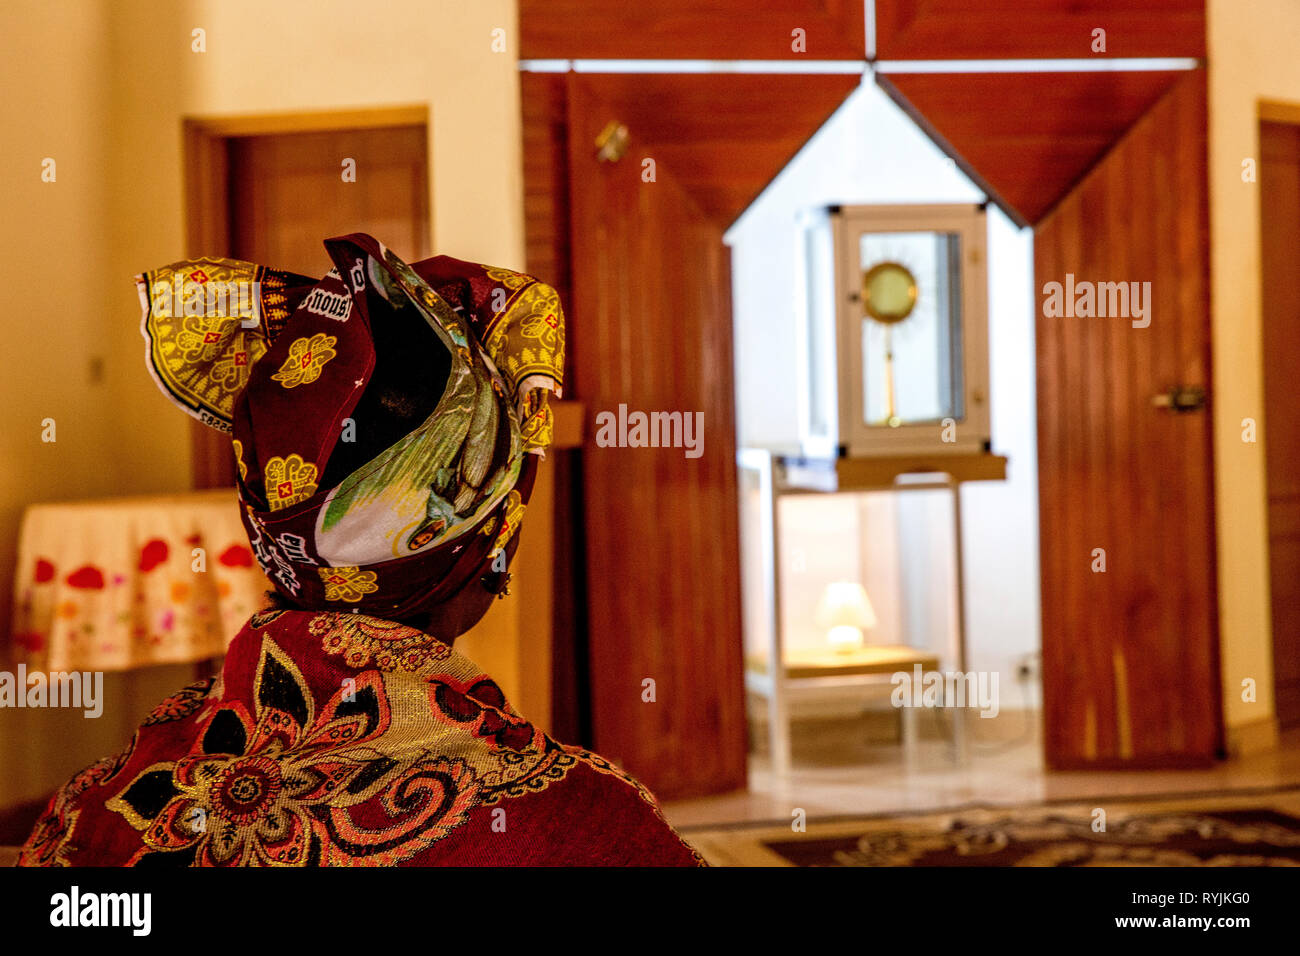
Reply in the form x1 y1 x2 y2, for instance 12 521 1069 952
797 203 991 458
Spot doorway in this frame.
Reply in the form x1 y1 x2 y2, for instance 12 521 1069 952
182 108 431 487
727 79 1042 799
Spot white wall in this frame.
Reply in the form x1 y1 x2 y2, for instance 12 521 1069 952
729 78 1040 702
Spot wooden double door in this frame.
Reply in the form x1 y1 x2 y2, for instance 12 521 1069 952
187 69 1228 791
541 68 1226 788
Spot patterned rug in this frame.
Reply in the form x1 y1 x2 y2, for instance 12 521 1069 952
680 787 1300 866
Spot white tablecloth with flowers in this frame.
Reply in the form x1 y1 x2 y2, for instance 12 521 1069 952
10 490 271 672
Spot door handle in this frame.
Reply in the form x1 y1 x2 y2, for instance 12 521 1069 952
1151 385 1207 412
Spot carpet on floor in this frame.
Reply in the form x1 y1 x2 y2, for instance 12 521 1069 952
679 787 1300 866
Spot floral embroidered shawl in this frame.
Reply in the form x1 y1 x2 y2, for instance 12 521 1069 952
18 608 704 867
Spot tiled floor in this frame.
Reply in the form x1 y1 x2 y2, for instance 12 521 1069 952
662 716 1300 829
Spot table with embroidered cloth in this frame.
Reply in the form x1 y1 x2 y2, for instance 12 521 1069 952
9 489 271 672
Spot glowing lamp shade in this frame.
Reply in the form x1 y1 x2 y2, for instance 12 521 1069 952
814 581 878 652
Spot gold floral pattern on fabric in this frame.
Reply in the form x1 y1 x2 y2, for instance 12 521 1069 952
308 612 452 674
270 333 338 389
263 454 318 511
143 678 214 725
213 337 260 392
175 316 241 364
484 266 532 291
477 276 565 456
317 565 379 603
256 270 295 343
137 257 274 433
424 673 580 805
517 284 563 351
105 638 479 866
231 438 248 482
483 279 565 402
306 611 582 805
517 389 554 453
488 489 525 556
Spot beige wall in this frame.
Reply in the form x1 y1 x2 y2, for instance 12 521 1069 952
1207 0 1298 744
0 1 119 662
0 0 536 807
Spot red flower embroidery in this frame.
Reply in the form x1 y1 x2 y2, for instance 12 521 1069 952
66 566 105 589
34 558 56 583
138 539 169 572
218 545 254 568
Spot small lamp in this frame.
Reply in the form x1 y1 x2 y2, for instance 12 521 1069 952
815 581 877 653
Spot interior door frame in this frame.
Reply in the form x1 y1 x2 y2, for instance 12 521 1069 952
180 105 430 489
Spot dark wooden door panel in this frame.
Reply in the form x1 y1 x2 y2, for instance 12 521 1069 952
227 125 429 274
1034 71 1221 766
566 74 747 798
881 71 1182 226
1260 120 1300 729
554 73 859 230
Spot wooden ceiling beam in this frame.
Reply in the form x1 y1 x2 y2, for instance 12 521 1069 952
875 0 1205 60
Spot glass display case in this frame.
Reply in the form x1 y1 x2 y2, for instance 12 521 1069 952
797 203 990 457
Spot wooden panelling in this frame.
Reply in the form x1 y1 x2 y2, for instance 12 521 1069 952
882 70 1183 225
183 119 236 490
565 73 748 798
875 0 1205 60
1034 71 1220 767
521 72 574 315
520 0 866 60
226 125 429 276
521 72 588 743
1259 120 1300 729
561 73 858 227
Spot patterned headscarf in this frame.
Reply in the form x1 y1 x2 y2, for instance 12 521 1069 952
136 233 564 618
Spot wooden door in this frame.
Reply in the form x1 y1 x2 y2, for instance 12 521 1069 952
1259 119 1300 729
1034 71 1222 766
184 118 429 486
226 125 430 276
566 75 748 797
